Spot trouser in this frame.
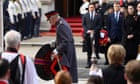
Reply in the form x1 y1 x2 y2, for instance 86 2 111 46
17 14 25 38
94 31 100 58
24 12 33 37
85 34 92 65
32 12 40 37
8 15 17 30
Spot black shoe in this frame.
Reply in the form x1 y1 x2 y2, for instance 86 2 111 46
85 65 91 68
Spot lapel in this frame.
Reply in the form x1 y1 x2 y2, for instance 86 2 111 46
113 12 118 23
87 13 91 22
93 13 98 22
113 12 121 23
118 12 123 23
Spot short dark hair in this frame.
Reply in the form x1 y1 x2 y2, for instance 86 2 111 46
125 60 140 83
0 59 10 78
87 75 103 84
113 1 120 5
137 1 140 6
88 2 95 8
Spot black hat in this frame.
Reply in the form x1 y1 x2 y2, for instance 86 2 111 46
45 10 58 18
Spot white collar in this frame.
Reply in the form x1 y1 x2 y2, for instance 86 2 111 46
115 11 120 15
90 11 95 15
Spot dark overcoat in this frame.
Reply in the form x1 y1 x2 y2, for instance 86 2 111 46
122 15 138 64
55 18 78 83
103 64 127 84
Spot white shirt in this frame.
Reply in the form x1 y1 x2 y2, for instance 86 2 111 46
79 1 89 15
1 52 38 84
24 0 31 12
8 1 17 23
30 0 39 17
90 11 95 20
114 11 120 21
19 0 27 13
14 2 22 15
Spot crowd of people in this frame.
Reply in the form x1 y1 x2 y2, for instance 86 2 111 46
80 0 140 68
1 0 140 84
1 30 140 84
3 0 42 40
79 0 140 84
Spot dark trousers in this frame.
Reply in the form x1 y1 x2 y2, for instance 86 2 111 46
8 15 17 31
104 37 121 64
24 12 33 37
84 34 92 66
124 39 138 64
94 31 100 58
3 15 10 34
17 14 25 38
33 10 41 37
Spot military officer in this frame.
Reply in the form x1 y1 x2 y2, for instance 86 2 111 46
45 10 78 83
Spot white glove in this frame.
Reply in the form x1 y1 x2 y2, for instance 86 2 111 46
51 49 58 61
49 40 56 48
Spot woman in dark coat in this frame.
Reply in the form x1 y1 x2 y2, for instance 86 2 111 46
122 5 138 64
136 2 140 44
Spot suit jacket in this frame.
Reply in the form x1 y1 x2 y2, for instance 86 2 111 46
82 12 102 34
103 64 127 84
56 18 78 83
107 12 124 41
82 12 102 56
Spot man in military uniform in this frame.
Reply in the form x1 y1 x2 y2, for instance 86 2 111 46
45 11 78 83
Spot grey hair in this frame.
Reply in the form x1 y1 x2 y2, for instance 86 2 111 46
50 14 60 19
4 30 21 49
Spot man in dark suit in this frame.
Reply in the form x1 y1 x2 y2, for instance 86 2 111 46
45 11 78 83
107 2 124 44
83 3 102 68
105 2 124 65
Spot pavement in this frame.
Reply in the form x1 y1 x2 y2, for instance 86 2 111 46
20 36 107 84
21 36 83 46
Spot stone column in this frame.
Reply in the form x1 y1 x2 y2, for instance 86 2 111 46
0 0 3 52
40 0 55 31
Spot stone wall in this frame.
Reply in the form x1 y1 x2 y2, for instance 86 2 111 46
40 0 54 31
